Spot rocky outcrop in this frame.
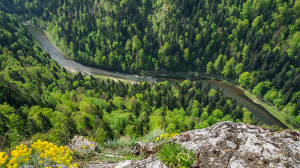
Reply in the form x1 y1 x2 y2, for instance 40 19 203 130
85 156 167 168
173 121 300 168
131 142 158 155
68 136 98 153
87 121 300 168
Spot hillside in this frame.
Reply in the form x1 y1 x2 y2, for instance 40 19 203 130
0 0 299 128
0 1 299 167
0 12 258 153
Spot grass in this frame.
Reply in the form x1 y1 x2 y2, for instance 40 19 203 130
73 135 154 166
104 137 138 149
95 130 194 167
139 129 167 143
95 130 167 161
158 142 195 168
74 142 145 166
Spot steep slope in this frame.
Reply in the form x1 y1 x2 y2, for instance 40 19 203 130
1 0 299 128
0 12 256 151
0 11 53 106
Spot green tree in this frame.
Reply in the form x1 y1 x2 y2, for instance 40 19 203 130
214 54 227 73
206 62 214 74
190 100 200 117
222 58 236 78
132 35 142 52
242 108 252 124
212 109 223 119
252 81 271 96
183 48 190 62
252 15 263 31
239 72 251 88
236 19 249 38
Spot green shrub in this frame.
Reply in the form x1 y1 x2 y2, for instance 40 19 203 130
158 142 195 168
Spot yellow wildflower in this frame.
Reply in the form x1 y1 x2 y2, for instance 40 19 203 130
156 133 179 141
8 144 31 166
1 140 77 168
31 140 76 167
0 152 8 166
13 163 18 168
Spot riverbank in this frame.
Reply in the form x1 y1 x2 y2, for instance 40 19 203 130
199 75 292 130
202 77 291 130
150 70 292 129
43 30 137 85
243 90 296 130
148 67 293 130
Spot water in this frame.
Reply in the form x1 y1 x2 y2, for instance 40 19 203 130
25 25 155 83
25 24 287 128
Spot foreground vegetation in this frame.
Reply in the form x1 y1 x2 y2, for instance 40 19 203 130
158 142 195 168
0 140 77 168
0 130 195 167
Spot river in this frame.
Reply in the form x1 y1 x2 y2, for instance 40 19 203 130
24 24 287 128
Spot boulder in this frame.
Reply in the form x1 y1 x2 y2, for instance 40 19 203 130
131 142 158 155
85 156 167 168
173 121 300 168
68 135 98 153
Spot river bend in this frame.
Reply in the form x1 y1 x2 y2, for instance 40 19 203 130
25 24 287 128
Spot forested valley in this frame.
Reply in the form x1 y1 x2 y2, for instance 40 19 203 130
0 11 256 151
0 0 299 155
1 0 299 128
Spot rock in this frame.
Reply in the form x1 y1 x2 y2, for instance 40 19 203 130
172 121 300 168
86 156 167 168
131 142 158 155
85 122 300 168
22 165 68 168
68 135 98 153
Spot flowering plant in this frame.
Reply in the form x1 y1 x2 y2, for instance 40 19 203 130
0 140 78 168
155 133 179 142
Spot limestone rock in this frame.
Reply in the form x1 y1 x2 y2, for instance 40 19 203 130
85 122 300 168
131 142 158 155
68 135 98 153
85 156 167 168
173 121 300 168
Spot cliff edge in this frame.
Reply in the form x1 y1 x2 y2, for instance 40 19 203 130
89 121 300 168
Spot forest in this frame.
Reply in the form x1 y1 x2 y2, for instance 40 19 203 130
0 0 299 151
0 11 257 150
0 0 298 128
